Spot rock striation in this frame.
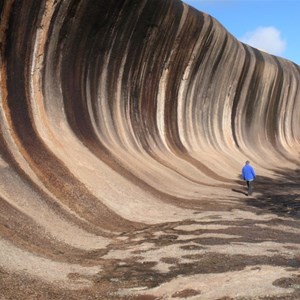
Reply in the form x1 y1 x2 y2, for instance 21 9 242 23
0 0 299 298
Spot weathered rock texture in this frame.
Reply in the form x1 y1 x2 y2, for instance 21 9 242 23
0 0 300 299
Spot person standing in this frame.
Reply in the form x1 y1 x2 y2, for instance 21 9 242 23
242 161 256 196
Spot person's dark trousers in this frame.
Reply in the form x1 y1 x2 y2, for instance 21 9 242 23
246 180 253 195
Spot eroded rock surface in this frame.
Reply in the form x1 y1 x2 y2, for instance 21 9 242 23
0 0 299 299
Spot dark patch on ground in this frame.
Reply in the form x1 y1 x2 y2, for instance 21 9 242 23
273 275 300 289
243 169 300 219
170 253 299 275
160 257 179 264
270 275 300 300
180 244 205 250
171 288 201 298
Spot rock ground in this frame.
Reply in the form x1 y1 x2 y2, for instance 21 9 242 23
0 173 299 300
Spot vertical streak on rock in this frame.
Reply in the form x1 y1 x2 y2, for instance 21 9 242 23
231 44 250 149
2 0 140 231
0 0 15 162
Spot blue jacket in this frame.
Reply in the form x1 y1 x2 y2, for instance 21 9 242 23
242 164 256 181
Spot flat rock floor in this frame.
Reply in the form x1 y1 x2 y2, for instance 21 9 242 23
0 173 300 300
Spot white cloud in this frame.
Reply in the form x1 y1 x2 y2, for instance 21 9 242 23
239 26 286 56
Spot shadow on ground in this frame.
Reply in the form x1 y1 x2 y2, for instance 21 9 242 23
240 168 300 219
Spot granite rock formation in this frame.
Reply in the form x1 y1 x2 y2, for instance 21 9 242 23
0 0 300 299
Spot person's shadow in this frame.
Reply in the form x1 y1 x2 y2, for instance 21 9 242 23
232 177 248 196
232 188 248 196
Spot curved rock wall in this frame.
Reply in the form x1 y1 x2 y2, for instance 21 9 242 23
0 0 299 295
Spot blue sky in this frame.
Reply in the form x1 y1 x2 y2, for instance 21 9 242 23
182 0 300 65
